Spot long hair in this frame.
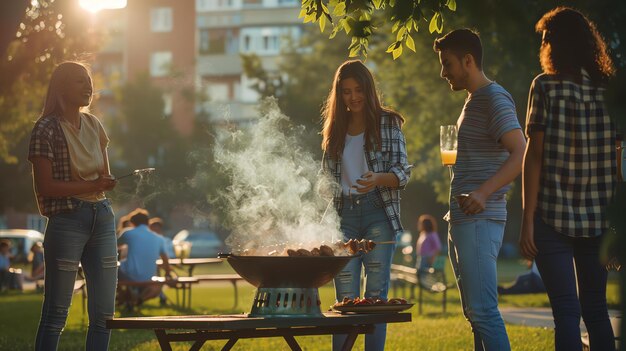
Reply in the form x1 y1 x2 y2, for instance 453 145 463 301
536 7 614 84
321 60 403 161
418 214 437 233
40 61 92 119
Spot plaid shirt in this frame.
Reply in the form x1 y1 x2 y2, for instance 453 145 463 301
28 115 75 217
526 71 617 238
323 113 411 237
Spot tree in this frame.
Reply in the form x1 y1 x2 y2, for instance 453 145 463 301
300 0 457 58
0 0 102 163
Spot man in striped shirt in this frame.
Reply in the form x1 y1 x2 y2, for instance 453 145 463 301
433 29 526 351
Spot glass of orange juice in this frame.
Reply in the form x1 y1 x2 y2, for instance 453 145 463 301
440 125 458 171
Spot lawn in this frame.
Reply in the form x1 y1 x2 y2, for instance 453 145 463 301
0 259 620 350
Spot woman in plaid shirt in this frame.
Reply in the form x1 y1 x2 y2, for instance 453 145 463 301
322 60 411 351
28 62 118 351
520 8 617 351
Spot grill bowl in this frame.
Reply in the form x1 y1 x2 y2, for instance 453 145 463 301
223 254 356 288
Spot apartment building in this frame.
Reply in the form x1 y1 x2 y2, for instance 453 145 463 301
195 0 301 125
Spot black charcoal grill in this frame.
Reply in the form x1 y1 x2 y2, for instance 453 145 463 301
219 254 354 317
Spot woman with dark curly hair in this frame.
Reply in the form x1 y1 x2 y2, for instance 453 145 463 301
520 7 617 351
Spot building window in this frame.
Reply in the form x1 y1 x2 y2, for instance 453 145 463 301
243 0 262 6
199 29 229 55
199 29 210 54
151 7 173 32
197 0 241 11
163 93 173 117
207 83 229 102
150 51 172 77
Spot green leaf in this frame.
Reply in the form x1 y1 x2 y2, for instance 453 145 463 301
447 0 457 11
349 44 361 57
405 35 416 52
392 45 403 60
304 13 317 23
373 0 383 9
386 42 397 53
429 13 438 34
392 20 400 33
333 2 346 16
396 26 406 41
319 15 327 32
298 9 307 19
436 12 443 33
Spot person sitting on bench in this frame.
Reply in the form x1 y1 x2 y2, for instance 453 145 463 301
497 260 545 295
118 208 172 305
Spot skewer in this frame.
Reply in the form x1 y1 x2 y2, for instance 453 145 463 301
117 167 156 180
375 241 396 245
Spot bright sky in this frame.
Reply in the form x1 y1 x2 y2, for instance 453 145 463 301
79 0 127 13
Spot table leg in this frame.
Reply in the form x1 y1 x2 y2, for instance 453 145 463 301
221 338 238 351
154 329 173 351
340 330 359 351
231 280 238 308
188 283 192 309
283 335 303 351
189 339 207 351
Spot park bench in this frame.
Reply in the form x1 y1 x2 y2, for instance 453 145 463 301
390 260 447 314
117 276 199 310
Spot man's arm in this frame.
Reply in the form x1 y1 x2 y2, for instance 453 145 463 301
519 131 544 259
460 129 527 215
160 253 172 277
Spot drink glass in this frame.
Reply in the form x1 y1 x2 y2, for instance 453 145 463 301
440 125 458 174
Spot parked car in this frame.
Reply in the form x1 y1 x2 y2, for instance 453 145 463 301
0 229 45 263
172 229 224 258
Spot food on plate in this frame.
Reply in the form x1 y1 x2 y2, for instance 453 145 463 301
333 296 409 308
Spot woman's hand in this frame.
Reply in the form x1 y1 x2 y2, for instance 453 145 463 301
355 171 380 193
519 220 538 260
95 174 117 192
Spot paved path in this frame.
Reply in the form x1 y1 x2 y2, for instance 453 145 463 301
500 307 621 332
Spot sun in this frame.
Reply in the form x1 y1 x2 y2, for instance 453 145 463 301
79 0 127 13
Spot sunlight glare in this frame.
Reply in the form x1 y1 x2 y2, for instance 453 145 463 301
79 0 127 13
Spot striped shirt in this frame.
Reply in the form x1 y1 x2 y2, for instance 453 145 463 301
323 113 412 237
447 82 522 224
526 71 616 238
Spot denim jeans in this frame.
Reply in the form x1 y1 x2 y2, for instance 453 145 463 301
448 219 510 351
332 192 396 351
35 199 118 351
533 216 615 351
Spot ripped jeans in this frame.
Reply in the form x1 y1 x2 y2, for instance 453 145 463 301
333 192 396 351
35 199 118 351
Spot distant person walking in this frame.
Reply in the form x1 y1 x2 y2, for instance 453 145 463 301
520 7 617 351
28 61 118 351
321 60 411 351
433 29 526 351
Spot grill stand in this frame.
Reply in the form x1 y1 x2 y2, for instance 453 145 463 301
250 287 323 317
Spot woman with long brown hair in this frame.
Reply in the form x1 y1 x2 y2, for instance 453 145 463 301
520 7 617 350
322 60 411 351
28 61 118 351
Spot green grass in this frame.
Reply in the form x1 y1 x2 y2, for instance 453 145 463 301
1 260 620 350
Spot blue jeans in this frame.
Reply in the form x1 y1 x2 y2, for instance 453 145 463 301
448 220 510 351
533 216 615 351
35 199 118 351
333 192 396 351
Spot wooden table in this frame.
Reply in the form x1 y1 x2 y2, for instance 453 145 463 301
157 258 223 276
107 312 412 351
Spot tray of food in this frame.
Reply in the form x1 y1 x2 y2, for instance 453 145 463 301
331 297 413 314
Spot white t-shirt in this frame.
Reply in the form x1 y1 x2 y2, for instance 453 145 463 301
341 133 369 195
